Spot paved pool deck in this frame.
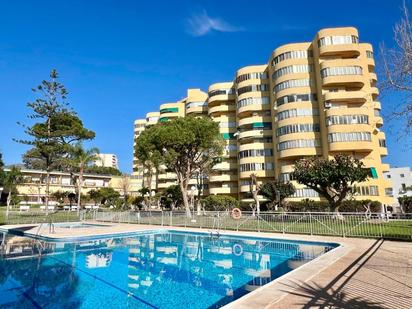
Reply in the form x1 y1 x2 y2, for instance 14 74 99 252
1 222 411 308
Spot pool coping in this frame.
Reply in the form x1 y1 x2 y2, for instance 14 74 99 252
0 223 352 308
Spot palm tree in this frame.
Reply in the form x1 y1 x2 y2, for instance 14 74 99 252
3 166 23 217
70 144 99 212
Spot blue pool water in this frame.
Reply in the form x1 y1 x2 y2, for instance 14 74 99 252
0 230 337 308
53 222 108 229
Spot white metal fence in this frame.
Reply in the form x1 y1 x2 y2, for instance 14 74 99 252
1 210 411 240
95 211 412 241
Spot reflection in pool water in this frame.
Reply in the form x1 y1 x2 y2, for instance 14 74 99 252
0 231 336 308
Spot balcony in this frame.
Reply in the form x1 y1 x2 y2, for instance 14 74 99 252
324 90 367 103
375 116 383 128
371 87 380 97
209 187 238 195
322 75 364 88
278 147 321 159
209 174 238 182
239 170 275 179
328 141 374 152
238 129 272 140
374 101 381 110
186 105 208 115
208 104 235 115
318 42 360 57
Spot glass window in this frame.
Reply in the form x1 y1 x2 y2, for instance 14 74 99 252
277 109 319 120
326 115 369 126
237 96 270 109
277 139 321 151
276 123 320 136
328 132 371 143
237 84 269 95
272 50 313 66
320 66 363 78
276 93 317 106
236 72 268 83
272 64 313 80
318 35 359 47
274 79 312 92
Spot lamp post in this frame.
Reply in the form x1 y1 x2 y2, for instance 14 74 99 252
190 186 196 222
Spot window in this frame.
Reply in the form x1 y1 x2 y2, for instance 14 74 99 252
386 174 391 179
279 173 295 182
239 163 274 172
400 174 405 178
225 144 238 152
402 183 406 190
219 121 236 128
236 72 268 83
274 79 312 92
277 109 319 120
276 123 320 136
238 149 273 159
272 64 313 80
277 139 321 151
320 66 363 78
209 88 235 97
272 50 313 65
353 185 379 196
240 137 273 143
293 188 319 198
237 96 270 108
237 84 269 95
366 50 374 58
318 35 359 47
328 132 371 143
385 188 393 196
186 101 207 109
276 93 317 106
160 107 179 114
326 115 369 126
379 139 386 147
146 116 159 122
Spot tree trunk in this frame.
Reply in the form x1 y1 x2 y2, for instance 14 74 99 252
6 191 11 218
255 193 260 216
77 166 84 214
45 170 50 215
179 180 190 217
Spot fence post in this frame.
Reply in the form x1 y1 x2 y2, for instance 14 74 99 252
309 212 313 235
161 212 164 226
170 211 173 226
282 213 285 234
257 214 261 232
379 217 383 238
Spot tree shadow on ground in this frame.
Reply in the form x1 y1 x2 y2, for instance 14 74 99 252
280 238 390 308
281 280 383 308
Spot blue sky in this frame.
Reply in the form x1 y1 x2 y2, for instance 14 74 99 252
0 0 410 172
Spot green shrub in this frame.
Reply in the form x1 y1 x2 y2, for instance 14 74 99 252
202 195 239 211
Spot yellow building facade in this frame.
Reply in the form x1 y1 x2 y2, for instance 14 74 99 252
133 27 393 206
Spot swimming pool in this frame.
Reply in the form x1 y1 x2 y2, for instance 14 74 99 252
0 230 338 308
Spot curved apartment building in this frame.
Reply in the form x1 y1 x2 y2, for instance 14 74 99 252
208 82 238 198
133 27 393 206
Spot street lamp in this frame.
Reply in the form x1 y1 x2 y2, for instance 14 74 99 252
190 186 196 222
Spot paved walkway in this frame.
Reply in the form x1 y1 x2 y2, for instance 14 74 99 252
271 239 412 309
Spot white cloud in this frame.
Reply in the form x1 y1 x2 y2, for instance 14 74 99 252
186 10 242 37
